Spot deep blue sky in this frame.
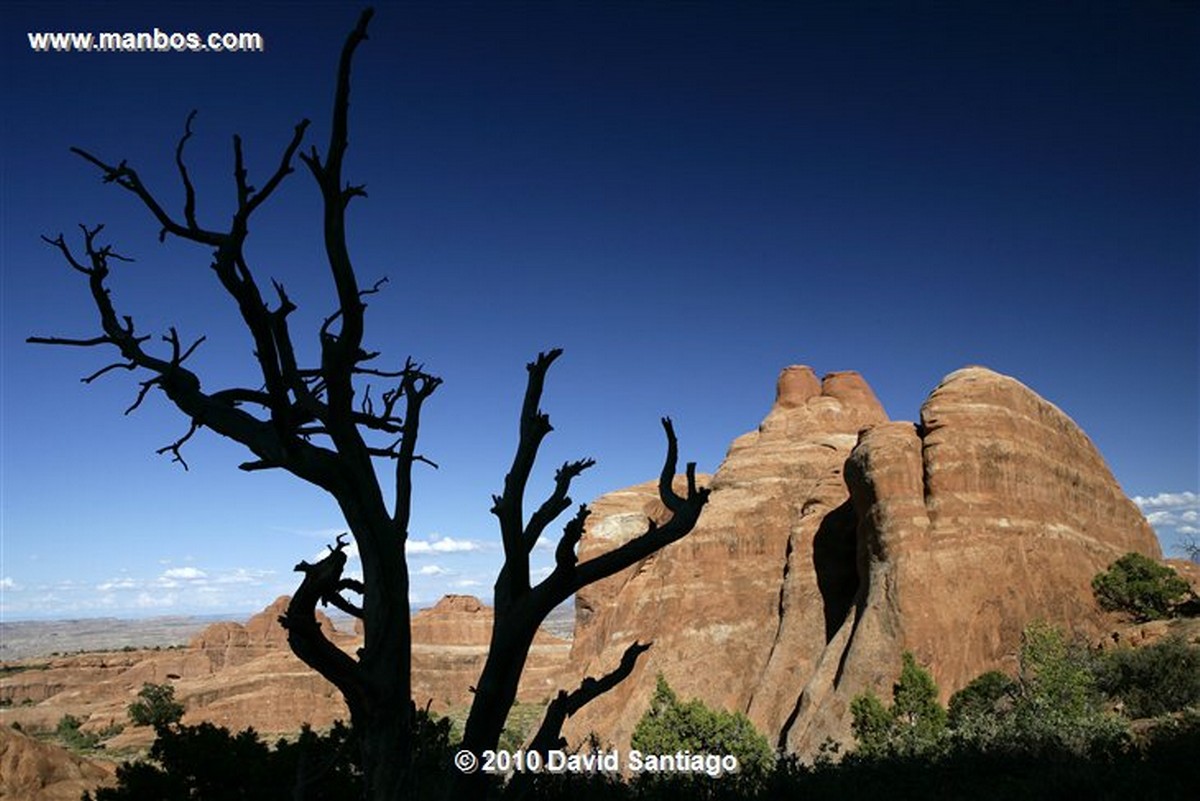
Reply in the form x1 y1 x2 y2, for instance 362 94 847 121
2 2 1197 620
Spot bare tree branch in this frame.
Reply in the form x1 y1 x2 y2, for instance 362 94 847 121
492 349 562 598
155 420 201 470
539 418 709 598
392 363 442 538
280 534 367 715
32 226 344 491
299 7 375 417
523 458 595 554
81 359 139 383
528 640 652 755
174 110 199 230
38 10 705 798
459 358 709 801
70 149 225 246
27 334 114 348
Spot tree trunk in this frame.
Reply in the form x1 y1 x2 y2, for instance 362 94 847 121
463 623 537 748
356 699 412 801
354 512 415 800
453 616 538 799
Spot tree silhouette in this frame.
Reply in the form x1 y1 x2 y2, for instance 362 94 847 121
30 8 708 801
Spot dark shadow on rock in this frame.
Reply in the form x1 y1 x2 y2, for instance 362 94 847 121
812 499 859 643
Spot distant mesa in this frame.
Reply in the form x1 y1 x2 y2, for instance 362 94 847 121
0 591 569 750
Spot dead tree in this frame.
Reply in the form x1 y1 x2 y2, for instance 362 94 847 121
454 352 708 798
30 9 707 801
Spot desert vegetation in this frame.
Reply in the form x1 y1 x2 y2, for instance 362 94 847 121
1091 552 1192 621
126 682 185 729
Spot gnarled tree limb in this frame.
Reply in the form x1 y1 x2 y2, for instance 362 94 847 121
280 534 367 714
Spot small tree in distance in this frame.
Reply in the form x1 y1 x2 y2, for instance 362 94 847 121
127 682 185 729
1181 534 1200 564
30 9 710 800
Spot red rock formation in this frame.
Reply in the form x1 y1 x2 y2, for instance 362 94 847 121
412 594 571 710
187 595 345 671
0 726 114 801
565 366 887 749
565 365 1163 757
0 594 569 742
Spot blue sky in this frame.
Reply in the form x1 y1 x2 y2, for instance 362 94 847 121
2 2 1196 621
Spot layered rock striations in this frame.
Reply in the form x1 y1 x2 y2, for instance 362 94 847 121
411 594 571 709
565 367 889 749
565 365 1162 755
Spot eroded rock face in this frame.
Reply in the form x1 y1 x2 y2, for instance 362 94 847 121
0 726 114 801
564 366 887 750
565 365 1162 757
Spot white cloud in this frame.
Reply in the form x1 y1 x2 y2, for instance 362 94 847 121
453 579 483 588
162 567 208 580
1134 491 1198 510
1135 491 1200 530
0 577 17 590
407 536 479 554
97 578 137 591
135 591 177 609
418 565 451 576
85 566 277 612
1135 490 1200 560
213 568 274 585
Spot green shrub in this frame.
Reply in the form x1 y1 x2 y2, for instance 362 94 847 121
850 652 947 757
948 670 1016 727
849 691 893 756
127 682 184 728
56 713 100 750
1001 621 1128 755
84 711 459 801
631 674 775 783
1095 635 1200 719
497 701 546 752
1092 553 1190 621
892 651 948 752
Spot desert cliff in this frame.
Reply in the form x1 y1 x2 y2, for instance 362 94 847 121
564 365 1162 755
